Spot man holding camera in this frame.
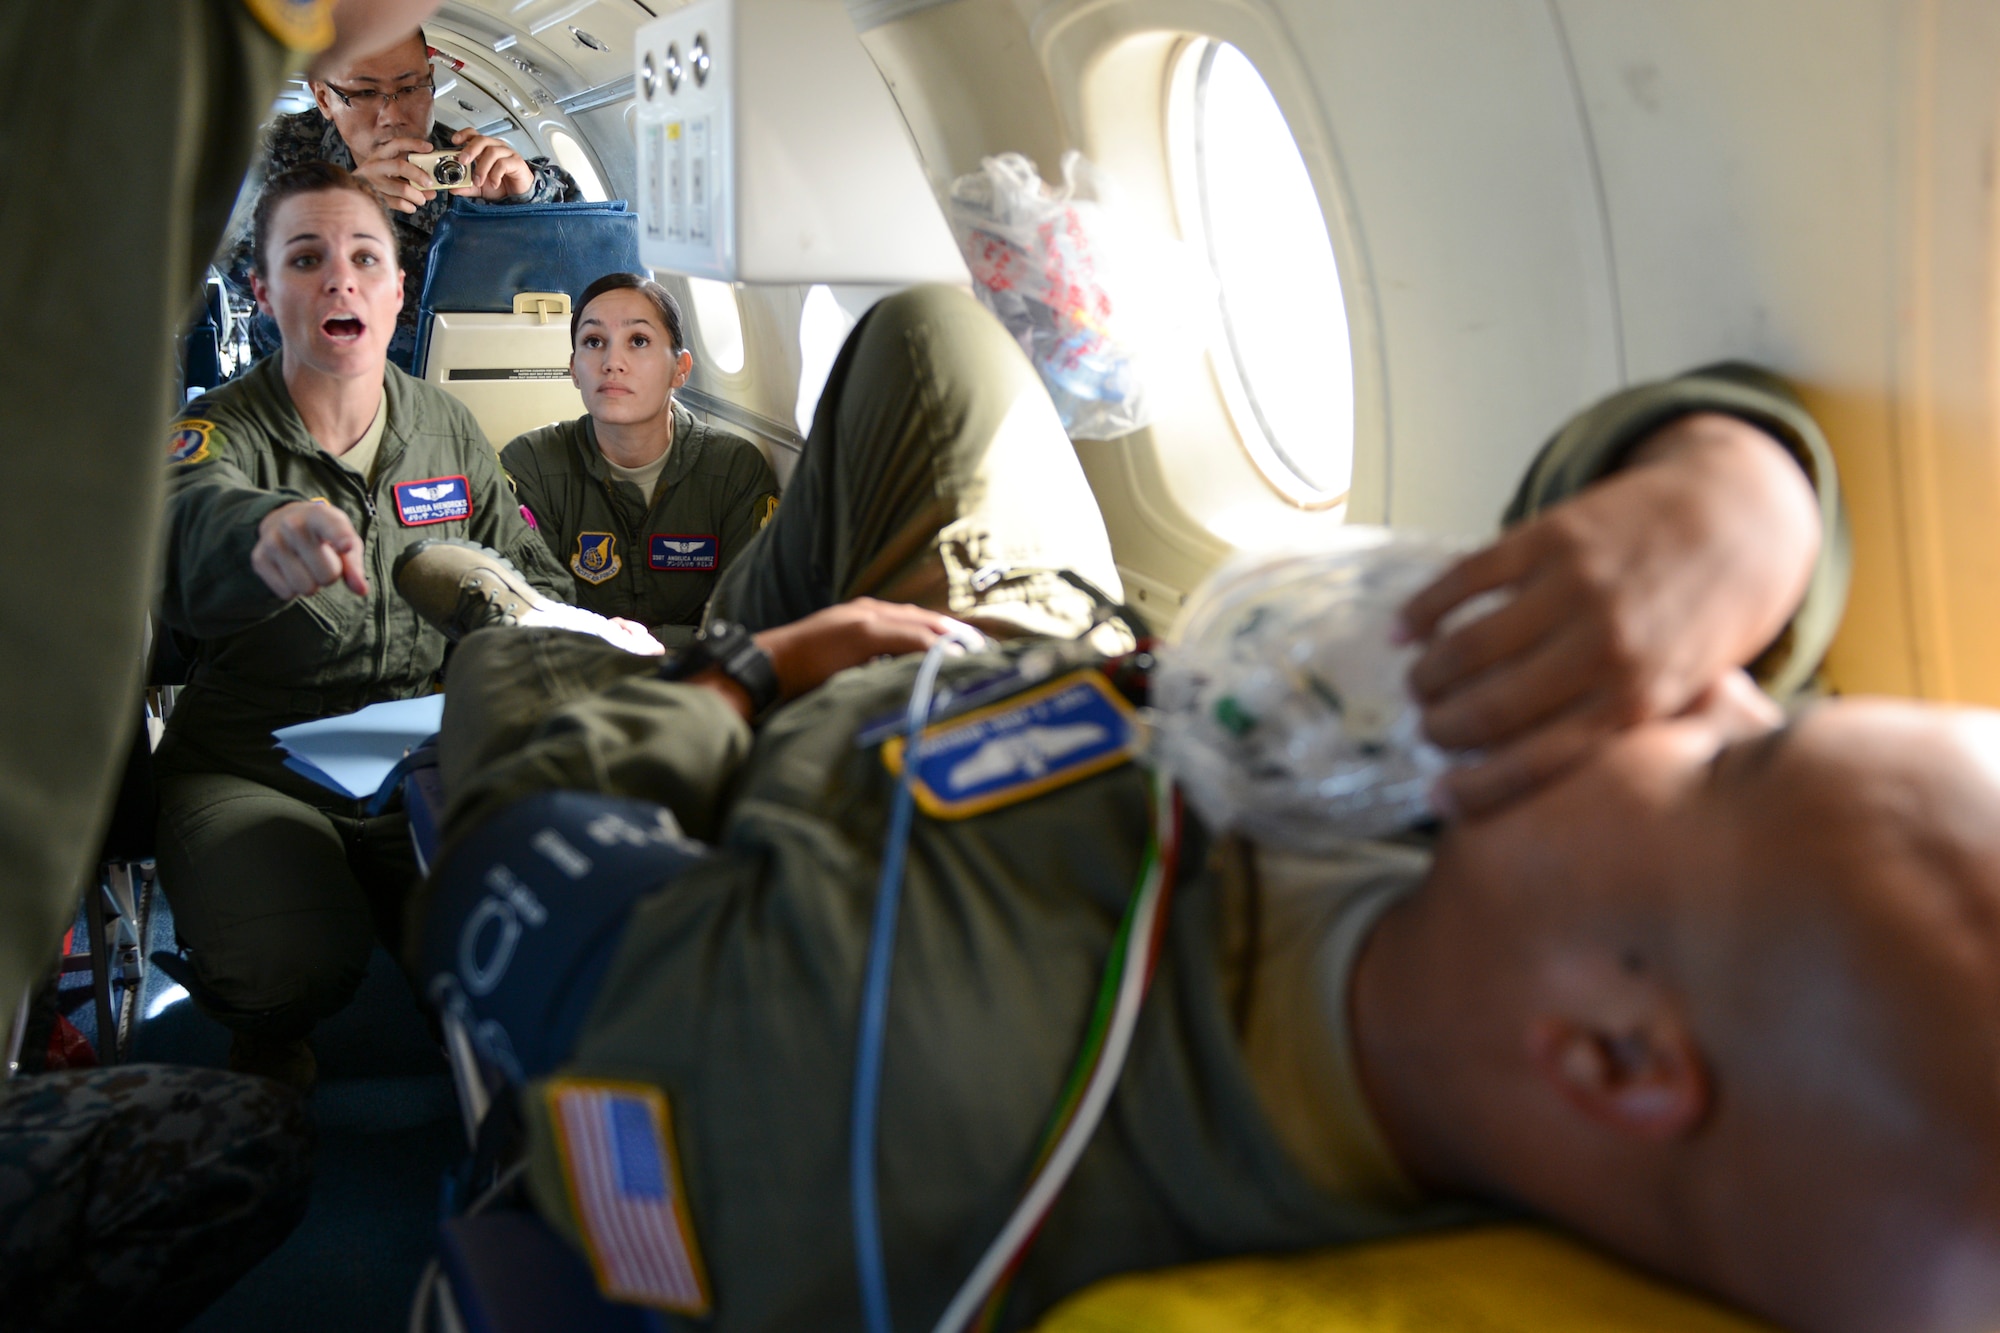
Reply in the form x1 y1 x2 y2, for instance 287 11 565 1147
225 25 579 370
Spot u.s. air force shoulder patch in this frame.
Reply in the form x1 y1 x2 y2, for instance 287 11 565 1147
240 0 336 52
572 533 622 584
882 669 1139 818
167 420 215 467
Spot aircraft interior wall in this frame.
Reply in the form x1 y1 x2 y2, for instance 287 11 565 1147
413 0 2000 703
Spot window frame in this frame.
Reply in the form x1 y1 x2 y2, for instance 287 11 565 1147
1168 36 1354 511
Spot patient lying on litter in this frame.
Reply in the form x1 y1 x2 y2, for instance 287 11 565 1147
406 288 1993 1332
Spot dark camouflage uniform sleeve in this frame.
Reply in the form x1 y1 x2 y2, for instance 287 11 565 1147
0 1065 314 1332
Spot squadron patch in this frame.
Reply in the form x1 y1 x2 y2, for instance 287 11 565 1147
239 0 336 52
571 533 622 585
648 534 718 572
393 476 472 526
882 669 1139 819
547 1079 711 1314
167 420 214 467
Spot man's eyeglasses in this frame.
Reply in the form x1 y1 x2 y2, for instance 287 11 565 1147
321 76 436 112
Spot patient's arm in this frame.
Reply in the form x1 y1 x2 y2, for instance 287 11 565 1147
685 598 969 721
1399 412 1820 816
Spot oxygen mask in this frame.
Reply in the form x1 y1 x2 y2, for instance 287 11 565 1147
1150 529 1468 848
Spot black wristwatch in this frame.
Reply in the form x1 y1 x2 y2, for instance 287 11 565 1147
661 619 781 716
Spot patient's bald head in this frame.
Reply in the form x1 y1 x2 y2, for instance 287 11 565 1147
1354 695 2000 1333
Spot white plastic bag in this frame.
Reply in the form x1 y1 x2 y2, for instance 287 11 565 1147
946 152 1150 440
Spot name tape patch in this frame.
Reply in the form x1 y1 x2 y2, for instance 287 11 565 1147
548 1079 711 1314
882 669 1138 819
394 475 472 526
572 532 622 584
649 534 717 572
167 420 214 467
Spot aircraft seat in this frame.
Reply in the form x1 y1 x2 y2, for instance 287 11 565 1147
415 198 642 450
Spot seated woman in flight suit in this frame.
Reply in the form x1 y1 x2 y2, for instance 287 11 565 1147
153 161 572 1089
502 274 779 649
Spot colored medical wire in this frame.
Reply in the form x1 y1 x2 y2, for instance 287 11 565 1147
853 630 980 1333
935 772 1183 1333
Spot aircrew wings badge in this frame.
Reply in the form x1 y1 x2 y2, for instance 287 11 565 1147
167 420 214 467
572 533 622 584
240 0 336 52
882 669 1139 818
547 1079 712 1314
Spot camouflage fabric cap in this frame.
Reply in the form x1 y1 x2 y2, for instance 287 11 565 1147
0 1065 314 1332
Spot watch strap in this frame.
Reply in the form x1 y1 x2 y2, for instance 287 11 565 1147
661 620 780 716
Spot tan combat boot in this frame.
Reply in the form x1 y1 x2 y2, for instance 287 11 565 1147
393 539 665 654
392 539 558 642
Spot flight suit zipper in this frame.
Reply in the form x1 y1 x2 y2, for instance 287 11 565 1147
600 475 648 621
322 457 388 688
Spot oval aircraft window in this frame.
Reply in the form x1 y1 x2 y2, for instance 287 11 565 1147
546 128 608 202
1170 40 1353 506
687 278 747 375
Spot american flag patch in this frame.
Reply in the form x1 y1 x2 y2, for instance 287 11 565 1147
547 1079 711 1313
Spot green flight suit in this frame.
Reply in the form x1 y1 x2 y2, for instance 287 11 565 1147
426 332 1851 1328
1504 360 1850 699
502 406 778 649
155 356 572 1038
0 0 318 1031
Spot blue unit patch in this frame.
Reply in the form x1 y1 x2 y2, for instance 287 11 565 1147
571 532 622 585
883 669 1139 818
394 475 473 526
648 534 718 572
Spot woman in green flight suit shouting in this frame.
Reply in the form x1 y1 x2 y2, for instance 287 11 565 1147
503 274 779 649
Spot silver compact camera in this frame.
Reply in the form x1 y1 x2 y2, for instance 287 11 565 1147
408 151 474 191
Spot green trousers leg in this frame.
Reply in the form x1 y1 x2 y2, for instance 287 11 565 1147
155 772 417 1040
708 283 1122 639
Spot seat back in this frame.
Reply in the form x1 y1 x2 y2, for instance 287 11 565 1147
415 199 643 450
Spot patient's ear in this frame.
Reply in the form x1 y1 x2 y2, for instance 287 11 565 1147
1526 1012 1711 1141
